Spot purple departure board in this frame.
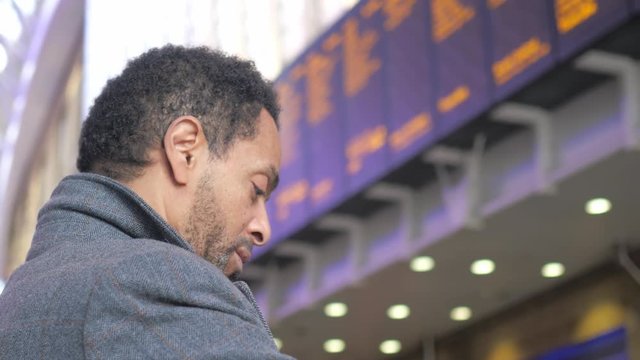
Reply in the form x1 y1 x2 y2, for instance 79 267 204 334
256 0 635 252
383 0 438 167
488 0 555 100
553 0 631 59
342 2 391 193
431 0 493 138
303 29 349 217
268 70 310 243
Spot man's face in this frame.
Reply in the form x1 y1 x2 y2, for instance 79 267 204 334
184 109 281 279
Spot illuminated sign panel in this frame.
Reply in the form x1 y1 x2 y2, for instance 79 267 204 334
554 0 630 59
383 0 437 166
432 0 493 138
488 0 554 100
304 31 349 217
269 71 310 242
535 327 627 360
259 0 634 248
343 3 391 192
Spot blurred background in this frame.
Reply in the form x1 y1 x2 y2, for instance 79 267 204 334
1 0 639 359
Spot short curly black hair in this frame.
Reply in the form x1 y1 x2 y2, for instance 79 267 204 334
77 44 280 180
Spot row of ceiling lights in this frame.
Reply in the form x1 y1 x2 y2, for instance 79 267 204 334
273 197 612 355
323 302 450 321
275 337 405 355
411 255 566 278
271 259 560 356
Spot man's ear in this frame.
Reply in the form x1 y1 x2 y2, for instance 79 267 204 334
163 116 208 185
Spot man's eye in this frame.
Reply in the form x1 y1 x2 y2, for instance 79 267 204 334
253 184 266 198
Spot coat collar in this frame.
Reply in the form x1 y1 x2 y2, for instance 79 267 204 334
27 172 192 260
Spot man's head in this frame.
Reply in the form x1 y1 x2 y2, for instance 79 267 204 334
77 45 281 279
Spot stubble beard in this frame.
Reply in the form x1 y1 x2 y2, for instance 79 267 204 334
184 172 233 274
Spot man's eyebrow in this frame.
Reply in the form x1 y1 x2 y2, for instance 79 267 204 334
268 166 280 194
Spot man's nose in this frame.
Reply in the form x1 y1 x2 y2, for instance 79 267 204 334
247 204 271 246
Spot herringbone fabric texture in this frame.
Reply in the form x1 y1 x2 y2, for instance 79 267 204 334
0 173 294 359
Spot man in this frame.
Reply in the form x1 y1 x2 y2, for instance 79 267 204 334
0 45 295 359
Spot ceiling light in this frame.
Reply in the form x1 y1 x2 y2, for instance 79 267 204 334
387 304 411 320
323 339 346 353
450 306 472 321
0 1 23 43
541 262 565 278
585 198 611 215
324 302 348 318
379 339 402 354
0 44 7 74
470 259 495 275
410 256 435 272
273 338 282 351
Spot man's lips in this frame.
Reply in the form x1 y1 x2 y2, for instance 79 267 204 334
236 247 252 264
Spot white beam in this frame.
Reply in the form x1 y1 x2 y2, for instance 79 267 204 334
617 242 640 287
492 102 557 194
423 145 467 166
275 242 321 292
366 183 420 245
423 135 486 230
575 50 640 149
316 214 366 277
422 338 436 360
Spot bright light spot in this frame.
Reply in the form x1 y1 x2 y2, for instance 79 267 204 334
324 302 348 318
5 113 21 143
450 306 472 321
321 0 352 25
323 339 346 353
0 44 7 73
245 0 281 79
21 59 35 80
379 340 402 354
542 262 565 278
410 256 435 272
217 1 246 57
0 278 5 293
0 1 23 43
471 259 495 275
273 338 283 350
14 0 37 17
344 0 360 8
585 198 611 215
279 0 306 62
387 304 411 320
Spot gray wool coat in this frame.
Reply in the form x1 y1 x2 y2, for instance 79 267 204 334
0 173 295 359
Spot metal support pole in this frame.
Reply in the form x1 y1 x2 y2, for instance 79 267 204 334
575 50 640 149
422 338 437 360
316 214 366 280
276 242 321 293
617 242 640 287
492 102 557 194
366 183 420 249
423 135 486 230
